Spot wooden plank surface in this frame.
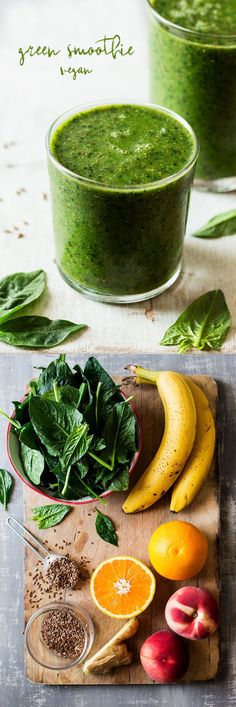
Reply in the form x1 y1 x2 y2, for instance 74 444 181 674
23 373 219 685
1 352 235 707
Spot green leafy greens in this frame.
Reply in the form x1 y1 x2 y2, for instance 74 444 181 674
192 209 236 239
0 316 86 348
0 270 87 348
32 504 71 529
4 356 138 501
160 289 231 353
95 509 118 546
0 469 13 510
0 270 46 323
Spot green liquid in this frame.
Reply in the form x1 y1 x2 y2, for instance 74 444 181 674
149 0 236 180
152 0 236 33
51 104 193 185
48 104 196 299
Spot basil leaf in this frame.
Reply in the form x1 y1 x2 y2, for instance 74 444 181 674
160 289 231 353
192 209 236 238
32 503 71 529
0 316 86 348
29 397 83 456
95 509 118 546
0 270 46 323
0 469 13 510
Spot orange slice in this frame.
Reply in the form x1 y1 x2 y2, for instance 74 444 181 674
90 555 156 619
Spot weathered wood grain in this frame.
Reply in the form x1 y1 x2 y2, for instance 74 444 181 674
0 352 235 707
24 374 219 685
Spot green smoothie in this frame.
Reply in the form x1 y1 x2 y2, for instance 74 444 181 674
148 0 236 182
47 104 197 302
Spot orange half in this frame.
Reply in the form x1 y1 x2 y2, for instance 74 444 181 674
90 555 156 619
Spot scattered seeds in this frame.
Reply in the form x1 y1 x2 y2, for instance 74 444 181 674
3 141 16 149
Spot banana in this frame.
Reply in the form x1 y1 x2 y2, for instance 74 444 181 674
170 375 216 512
122 370 197 513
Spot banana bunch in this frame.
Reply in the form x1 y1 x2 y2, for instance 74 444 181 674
122 366 215 514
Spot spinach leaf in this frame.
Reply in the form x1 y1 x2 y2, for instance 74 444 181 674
160 289 231 353
8 355 138 502
76 457 89 479
29 397 83 456
84 357 121 398
32 503 71 529
108 467 130 492
0 469 13 510
19 424 44 485
103 400 137 467
0 316 86 348
35 354 74 394
12 395 31 425
93 462 115 486
84 382 121 434
92 436 106 452
95 509 118 546
58 385 85 408
20 442 44 485
0 270 46 323
192 209 236 238
61 424 93 468
19 421 38 447
51 466 89 499
42 448 59 471
42 385 84 408
59 423 93 496
73 363 87 385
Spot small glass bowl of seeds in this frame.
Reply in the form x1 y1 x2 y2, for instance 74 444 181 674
25 602 94 670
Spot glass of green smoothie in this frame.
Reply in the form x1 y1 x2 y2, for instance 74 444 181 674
46 102 198 303
147 0 236 192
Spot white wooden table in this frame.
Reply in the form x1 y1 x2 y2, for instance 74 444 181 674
0 2 236 707
0 0 235 355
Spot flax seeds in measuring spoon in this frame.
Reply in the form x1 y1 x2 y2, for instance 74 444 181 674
46 556 80 590
6 518 80 591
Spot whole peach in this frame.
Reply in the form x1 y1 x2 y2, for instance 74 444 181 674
140 629 189 683
165 586 219 640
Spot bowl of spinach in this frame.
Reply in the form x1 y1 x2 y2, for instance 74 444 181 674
6 355 141 504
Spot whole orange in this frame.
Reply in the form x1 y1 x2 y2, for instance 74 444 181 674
148 520 208 580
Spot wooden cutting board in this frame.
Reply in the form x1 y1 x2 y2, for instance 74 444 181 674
24 373 219 685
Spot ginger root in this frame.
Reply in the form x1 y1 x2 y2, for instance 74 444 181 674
83 617 139 675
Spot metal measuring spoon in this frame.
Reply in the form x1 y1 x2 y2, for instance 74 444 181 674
6 516 65 570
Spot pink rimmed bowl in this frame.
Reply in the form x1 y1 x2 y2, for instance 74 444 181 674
7 391 142 505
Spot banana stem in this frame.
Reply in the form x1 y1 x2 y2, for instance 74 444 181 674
124 365 160 386
136 376 154 385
